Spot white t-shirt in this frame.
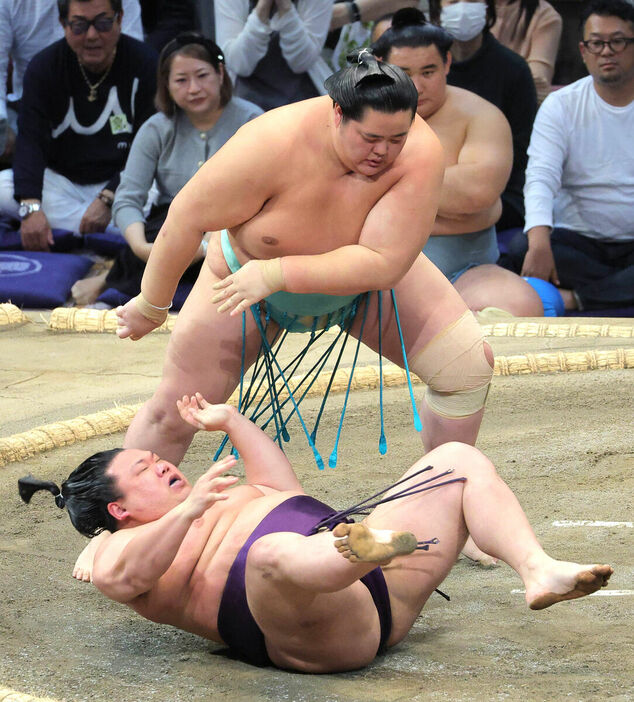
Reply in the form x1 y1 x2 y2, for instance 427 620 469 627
524 75 634 241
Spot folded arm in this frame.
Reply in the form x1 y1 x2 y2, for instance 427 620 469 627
436 104 512 220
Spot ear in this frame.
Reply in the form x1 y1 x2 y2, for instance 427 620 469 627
445 52 453 73
107 501 129 522
333 103 344 127
579 41 587 61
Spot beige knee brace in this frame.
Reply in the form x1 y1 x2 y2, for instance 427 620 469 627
408 311 493 419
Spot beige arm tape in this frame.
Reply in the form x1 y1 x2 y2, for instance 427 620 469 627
408 310 493 419
259 257 286 293
133 293 171 325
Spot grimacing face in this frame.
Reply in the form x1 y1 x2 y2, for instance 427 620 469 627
62 0 122 72
386 44 450 119
580 14 634 88
334 105 413 177
106 449 190 526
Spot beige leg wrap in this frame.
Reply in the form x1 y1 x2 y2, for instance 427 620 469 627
408 311 493 419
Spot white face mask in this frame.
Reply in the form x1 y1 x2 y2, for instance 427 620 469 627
440 2 487 42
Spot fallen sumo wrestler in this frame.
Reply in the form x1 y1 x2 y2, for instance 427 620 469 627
19 394 613 673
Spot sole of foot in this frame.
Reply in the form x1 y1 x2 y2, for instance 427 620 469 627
528 564 614 610
333 523 418 564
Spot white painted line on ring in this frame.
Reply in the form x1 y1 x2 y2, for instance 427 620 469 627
511 589 634 597
552 520 632 528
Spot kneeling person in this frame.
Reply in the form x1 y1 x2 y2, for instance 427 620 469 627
373 10 544 317
20 394 613 672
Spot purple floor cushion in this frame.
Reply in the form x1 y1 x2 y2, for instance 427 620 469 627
98 281 193 311
0 250 93 308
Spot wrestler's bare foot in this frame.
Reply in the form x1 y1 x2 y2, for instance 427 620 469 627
72 531 111 582
333 522 418 564
71 270 108 306
524 556 613 610
461 535 499 568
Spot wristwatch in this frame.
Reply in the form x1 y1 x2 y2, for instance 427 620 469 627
97 191 114 207
18 201 41 219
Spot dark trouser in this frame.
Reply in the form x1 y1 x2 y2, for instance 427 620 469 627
105 203 202 298
500 228 634 310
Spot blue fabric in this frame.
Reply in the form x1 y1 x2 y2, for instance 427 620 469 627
502 228 634 312
423 226 499 283
0 250 92 307
83 231 127 256
522 277 565 316
98 281 193 311
0 217 126 256
0 220 80 253
220 229 360 331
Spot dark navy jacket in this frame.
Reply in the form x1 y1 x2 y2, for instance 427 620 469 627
14 34 157 201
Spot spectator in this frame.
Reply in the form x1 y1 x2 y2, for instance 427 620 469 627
501 0 634 313
428 0 537 232
491 0 562 103
139 0 198 53
0 0 143 161
0 0 157 252
327 1 419 70
214 0 334 111
373 12 542 313
72 33 263 305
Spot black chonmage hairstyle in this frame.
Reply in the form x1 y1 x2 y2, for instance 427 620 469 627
324 48 418 121
372 7 454 63
18 448 124 538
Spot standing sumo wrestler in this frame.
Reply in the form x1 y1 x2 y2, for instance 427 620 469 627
116 50 494 468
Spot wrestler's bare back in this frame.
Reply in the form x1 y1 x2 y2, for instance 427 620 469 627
170 96 440 267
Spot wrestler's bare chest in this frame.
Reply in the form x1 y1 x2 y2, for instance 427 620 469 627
234 169 398 259
128 488 303 638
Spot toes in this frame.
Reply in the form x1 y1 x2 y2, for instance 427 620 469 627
333 523 351 538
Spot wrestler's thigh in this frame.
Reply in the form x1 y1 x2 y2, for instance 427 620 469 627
155 254 266 405
353 254 470 362
364 444 469 640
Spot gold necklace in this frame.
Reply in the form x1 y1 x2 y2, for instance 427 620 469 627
77 50 116 102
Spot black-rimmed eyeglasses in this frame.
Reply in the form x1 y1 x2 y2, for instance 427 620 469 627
64 14 119 35
581 37 634 54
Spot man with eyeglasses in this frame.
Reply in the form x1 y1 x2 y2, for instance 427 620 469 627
500 0 634 313
0 0 156 254
0 0 143 162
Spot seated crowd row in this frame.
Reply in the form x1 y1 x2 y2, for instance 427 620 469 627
0 0 632 315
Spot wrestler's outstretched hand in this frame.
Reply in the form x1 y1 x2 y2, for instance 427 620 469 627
116 297 162 341
211 258 284 315
182 456 239 520
177 393 234 432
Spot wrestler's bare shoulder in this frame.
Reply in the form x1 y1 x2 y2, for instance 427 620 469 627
218 97 330 166
444 85 507 123
398 114 444 173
